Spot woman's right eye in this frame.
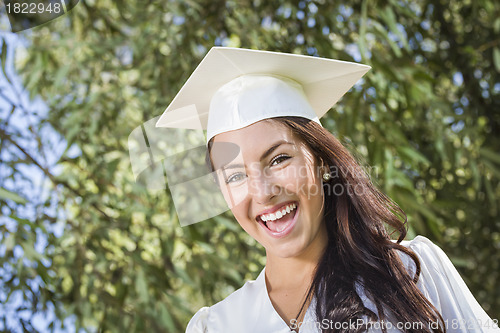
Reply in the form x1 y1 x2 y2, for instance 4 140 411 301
225 172 246 184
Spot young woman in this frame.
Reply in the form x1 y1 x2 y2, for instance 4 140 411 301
155 48 498 333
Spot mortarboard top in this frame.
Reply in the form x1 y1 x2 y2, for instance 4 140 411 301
155 47 371 142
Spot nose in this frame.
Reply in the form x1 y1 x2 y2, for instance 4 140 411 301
247 170 280 205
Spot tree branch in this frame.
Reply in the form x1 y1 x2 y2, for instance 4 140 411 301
0 127 114 221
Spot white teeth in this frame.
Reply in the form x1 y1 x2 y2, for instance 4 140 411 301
259 203 297 222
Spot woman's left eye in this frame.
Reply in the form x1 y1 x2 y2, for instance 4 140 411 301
270 154 290 166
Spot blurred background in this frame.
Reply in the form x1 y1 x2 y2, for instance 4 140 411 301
0 0 499 331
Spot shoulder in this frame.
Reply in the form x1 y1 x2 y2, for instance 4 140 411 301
185 271 265 333
391 235 456 307
392 235 447 278
395 234 441 254
394 235 498 329
186 306 210 333
400 234 446 258
396 235 467 296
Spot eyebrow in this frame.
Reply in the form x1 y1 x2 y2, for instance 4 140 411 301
220 140 293 171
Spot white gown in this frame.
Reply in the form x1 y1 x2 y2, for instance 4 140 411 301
186 236 499 333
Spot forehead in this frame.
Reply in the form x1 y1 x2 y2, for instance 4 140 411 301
214 119 294 144
210 120 302 167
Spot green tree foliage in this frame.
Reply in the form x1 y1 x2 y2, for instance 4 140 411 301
1 0 499 331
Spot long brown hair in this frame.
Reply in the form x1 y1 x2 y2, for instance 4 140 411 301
208 116 445 333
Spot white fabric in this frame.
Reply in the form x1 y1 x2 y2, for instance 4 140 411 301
155 47 371 138
207 75 321 142
186 236 499 333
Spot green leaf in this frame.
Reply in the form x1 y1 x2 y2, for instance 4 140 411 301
214 216 240 232
158 303 176 331
494 18 500 33
135 268 149 304
480 147 500 165
24 54 43 96
493 47 500 73
3 233 16 252
396 146 430 166
449 256 474 269
482 160 500 179
1 39 11 84
21 241 43 261
379 6 408 54
483 174 496 208
372 21 402 58
358 0 369 62
392 170 415 191
384 148 394 192
0 188 28 204
469 160 481 191
174 264 195 285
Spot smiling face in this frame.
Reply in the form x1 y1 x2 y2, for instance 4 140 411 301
210 119 327 259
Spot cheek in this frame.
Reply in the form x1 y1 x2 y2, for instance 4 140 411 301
279 162 320 197
308 178 325 224
230 201 256 233
286 164 324 221
309 176 325 202
219 183 249 209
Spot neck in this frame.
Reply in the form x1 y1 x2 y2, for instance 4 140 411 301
265 224 328 291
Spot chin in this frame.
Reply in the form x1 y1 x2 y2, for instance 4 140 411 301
265 235 309 258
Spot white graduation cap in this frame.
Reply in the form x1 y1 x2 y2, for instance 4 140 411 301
155 47 371 142
130 47 371 226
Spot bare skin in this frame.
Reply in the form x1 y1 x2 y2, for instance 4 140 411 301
212 119 329 331
266 223 327 329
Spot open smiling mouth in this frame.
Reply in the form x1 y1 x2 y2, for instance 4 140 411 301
257 202 298 237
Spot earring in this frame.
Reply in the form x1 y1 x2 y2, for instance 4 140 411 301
322 172 331 181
